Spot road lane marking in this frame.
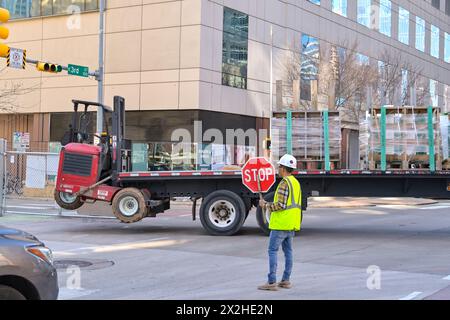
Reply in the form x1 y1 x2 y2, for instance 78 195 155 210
399 292 423 300
58 288 100 300
443 275 450 280
53 237 184 256
5 210 116 219
377 205 415 209
5 211 61 216
420 205 450 210
7 205 57 209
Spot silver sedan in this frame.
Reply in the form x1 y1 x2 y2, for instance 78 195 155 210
0 226 58 300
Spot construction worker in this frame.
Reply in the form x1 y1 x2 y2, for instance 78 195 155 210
258 154 302 291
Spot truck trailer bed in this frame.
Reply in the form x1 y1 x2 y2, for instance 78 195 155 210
117 170 450 199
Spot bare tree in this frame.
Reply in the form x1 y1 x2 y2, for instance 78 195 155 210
281 40 378 120
282 42 302 87
0 67 38 113
281 40 432 123
281 41 321 111
377 49 429 107
323 41 378 124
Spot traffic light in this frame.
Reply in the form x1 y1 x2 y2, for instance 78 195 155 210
0 8 10 58
36 62 63 73
263 138 272 150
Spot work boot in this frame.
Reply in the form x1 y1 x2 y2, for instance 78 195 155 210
278 280 292 289
257 283 278 291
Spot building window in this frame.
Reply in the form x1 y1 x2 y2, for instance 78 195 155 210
445 32 450 63
52 1 85 15
398 7 409 45
1 0 41 18
415 16 426 52
379 0 391 37
0 0 99 19
447 0 450 16
432 0 440 10
301 34 320 101
357 0 371 28
430 79 438 106
308 0 320 5
222 7 248 90
431 25 440 59
356 53 369 65
332 0 347 17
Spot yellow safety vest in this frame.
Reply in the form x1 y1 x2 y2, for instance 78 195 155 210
269 175 302 231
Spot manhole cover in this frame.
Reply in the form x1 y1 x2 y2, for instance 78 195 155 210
54 259 114 270
54 260 93 269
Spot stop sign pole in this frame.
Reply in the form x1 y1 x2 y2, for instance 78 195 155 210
256 175 263 200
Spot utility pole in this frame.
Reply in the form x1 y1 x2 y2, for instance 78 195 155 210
0 139 6 217
96 0 106 134
269 25 273 162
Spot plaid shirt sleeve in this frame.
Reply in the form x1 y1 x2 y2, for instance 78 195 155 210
266 179 289 212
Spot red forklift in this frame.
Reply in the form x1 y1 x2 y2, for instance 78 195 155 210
54 96 450 236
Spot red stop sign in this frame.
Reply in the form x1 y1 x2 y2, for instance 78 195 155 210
242 157 276 193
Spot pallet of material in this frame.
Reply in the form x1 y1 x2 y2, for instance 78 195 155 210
442 114 449 169
272 111 341 169
360 106 444 170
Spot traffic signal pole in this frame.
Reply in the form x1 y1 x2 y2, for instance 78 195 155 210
25 58 98 77
96 0 106 135
0 4 106 133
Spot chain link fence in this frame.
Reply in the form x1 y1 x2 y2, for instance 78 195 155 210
0 139 61 217
4 150 60 199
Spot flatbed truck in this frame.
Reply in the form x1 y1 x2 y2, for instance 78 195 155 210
54 96 450 236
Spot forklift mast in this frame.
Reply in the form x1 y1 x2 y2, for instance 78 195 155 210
112 96 132 177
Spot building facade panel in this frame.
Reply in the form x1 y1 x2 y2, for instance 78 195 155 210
1 0 450 150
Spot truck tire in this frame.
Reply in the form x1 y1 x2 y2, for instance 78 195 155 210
256 192 274 236
0 285 26 300
54 189 84 211
199 190 247 236
112 188 147 223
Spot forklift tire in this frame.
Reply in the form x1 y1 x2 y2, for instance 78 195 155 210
112 188 147 223
199 190 247 236
256 192 274 236
54 189 84 211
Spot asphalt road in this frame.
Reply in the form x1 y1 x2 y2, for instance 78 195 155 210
1 199 450 300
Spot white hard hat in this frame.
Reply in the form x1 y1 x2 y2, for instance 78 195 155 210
278 154 297 169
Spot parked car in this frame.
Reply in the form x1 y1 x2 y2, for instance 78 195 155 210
0 226 58 300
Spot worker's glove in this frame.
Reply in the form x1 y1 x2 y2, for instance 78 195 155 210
259 199 267 208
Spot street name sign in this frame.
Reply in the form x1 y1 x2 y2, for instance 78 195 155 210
68 64 89 77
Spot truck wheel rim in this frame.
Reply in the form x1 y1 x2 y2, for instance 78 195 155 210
119 196 139 217
59 192 77 204
208 200 236 228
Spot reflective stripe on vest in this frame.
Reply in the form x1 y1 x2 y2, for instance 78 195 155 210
284 177 302 210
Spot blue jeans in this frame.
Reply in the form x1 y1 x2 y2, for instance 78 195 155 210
268 230 295 284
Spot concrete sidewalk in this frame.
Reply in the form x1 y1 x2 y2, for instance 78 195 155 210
307 197 438 208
